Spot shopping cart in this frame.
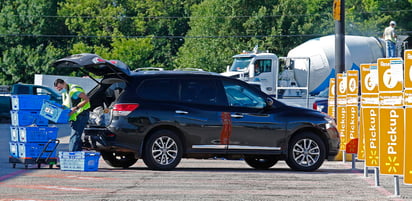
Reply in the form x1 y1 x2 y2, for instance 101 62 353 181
10 139 60 169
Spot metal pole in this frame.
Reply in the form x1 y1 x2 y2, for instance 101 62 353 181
364 165 368 177
333 1 345 162
375 167 380 186
334 0 345 120
335 0 345 74
306 59 311 108
341 150 346 163
351 154 356 169
394 175 400 196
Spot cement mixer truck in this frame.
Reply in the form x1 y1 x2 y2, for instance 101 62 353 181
221 35 407 108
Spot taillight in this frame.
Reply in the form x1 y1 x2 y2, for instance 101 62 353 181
112 103 139 116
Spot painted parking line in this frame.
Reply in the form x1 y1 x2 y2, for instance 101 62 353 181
0 184 102 192
0 199 57 201
0 169 27 182
28 174 116 181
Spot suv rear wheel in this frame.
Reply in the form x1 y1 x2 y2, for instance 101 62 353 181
286 132 326 171
142 130 183 170
244 155 278 170
101 151 137 168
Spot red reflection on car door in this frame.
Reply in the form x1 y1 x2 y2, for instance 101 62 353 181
220 112 232 144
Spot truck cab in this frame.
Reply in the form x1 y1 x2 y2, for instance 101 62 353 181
221 47 313 108
221 49 279 96
221 48 307 98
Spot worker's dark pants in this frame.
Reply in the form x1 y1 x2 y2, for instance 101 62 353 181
69 111 90 151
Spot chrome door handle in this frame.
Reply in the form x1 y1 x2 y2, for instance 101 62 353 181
175 110 189 114
230 114 244 118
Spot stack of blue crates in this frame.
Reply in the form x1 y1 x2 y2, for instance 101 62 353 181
9 95 59 164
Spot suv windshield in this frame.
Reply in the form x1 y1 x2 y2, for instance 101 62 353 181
230 57 252 72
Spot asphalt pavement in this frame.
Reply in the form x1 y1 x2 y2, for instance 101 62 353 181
1 123 412 201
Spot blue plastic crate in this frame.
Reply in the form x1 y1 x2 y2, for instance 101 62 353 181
9 142 18 158
18 126 58 142
10 126 19 142
10 110 49 126
18 142 57 159
40 100 70 124
11 95 50 110
59 151 100 171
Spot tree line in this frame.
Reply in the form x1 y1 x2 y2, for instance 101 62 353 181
0 0 411 84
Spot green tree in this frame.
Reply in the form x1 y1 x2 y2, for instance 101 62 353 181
130 0 190 69
70 37 154 70
345 0 412 37
0 0 67 84
59 0 199 70
264 0 334 56
175 0 275 72
0 44 64 84
176 0 334 72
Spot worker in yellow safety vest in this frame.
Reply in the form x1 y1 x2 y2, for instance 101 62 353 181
54 78 90 151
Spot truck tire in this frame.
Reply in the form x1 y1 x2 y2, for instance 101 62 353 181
286 132 326 171
142 130 183 171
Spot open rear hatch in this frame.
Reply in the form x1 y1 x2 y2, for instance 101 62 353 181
52 53 131 83
52 53 131 150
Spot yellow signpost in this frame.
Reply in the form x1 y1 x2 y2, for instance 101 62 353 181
347 70 359 96
378 58 403 92
404 89 412 184
358 108 365 160
379 108 404 175
361 64 379 94
378 58 404 175
403 50 412 184
346 70 359 156
336 73 347 150
360 64 379 167
328 78 335 117
362 107 380 167
404 50 412 89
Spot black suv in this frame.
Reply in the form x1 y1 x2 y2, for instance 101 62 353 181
53 53 340 171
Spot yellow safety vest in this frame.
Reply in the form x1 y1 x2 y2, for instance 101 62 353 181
62 84 90 121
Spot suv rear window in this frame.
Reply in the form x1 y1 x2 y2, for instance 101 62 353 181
136 78 178 101
180 79 220 105
135 77 225 106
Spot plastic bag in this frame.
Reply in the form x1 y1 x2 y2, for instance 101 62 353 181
89 103 110 127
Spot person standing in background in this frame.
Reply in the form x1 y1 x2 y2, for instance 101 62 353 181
383 21 397 58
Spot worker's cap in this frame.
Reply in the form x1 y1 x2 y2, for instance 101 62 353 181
390 21 396 25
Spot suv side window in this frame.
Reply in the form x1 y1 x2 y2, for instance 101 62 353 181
180 79 222 106
222 80 266 108
136 78 177 101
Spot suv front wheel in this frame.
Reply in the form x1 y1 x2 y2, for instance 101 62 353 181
142 130 183 170
285 132 326 171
